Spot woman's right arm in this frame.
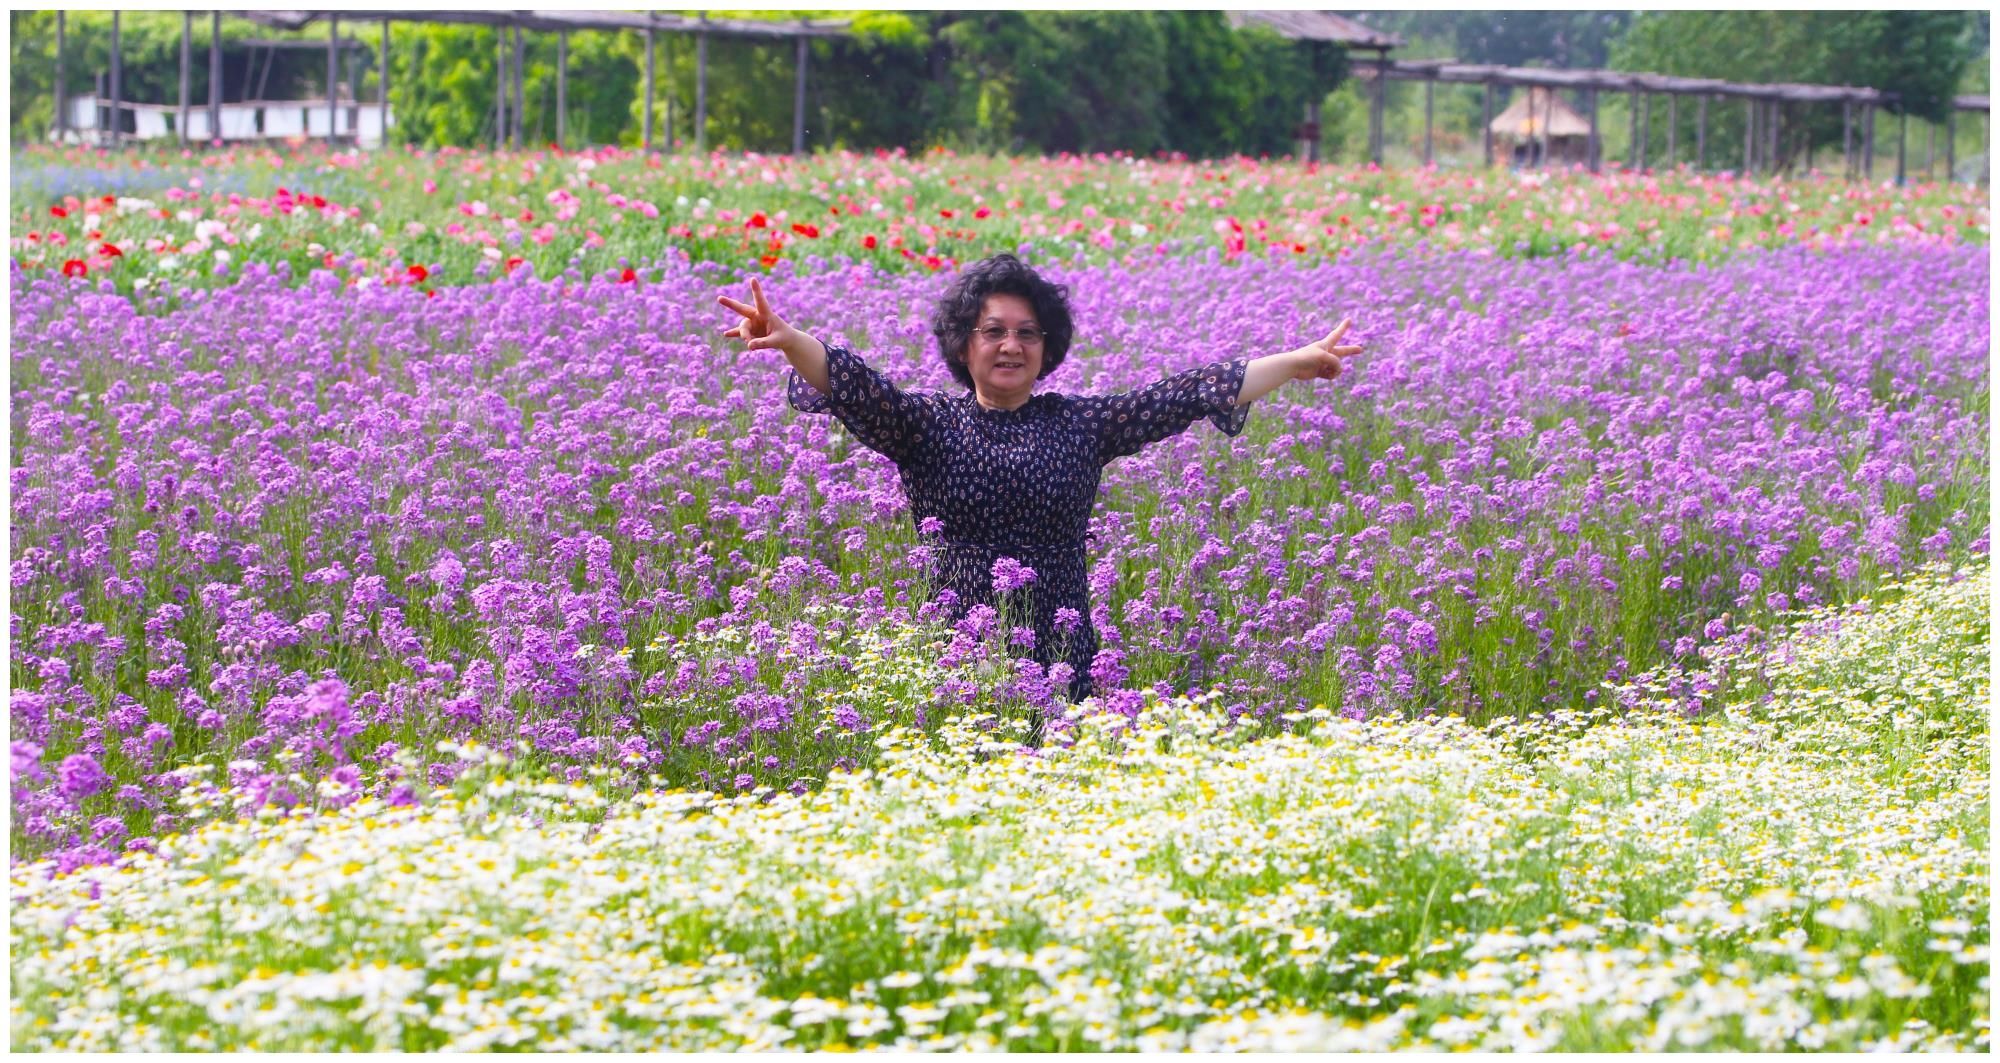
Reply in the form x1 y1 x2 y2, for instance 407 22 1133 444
721 278 935 464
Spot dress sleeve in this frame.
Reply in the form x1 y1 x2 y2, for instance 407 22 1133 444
786 343 937 465
1072 358 1251 464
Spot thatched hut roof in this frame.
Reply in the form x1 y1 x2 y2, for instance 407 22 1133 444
1488 87 1593 139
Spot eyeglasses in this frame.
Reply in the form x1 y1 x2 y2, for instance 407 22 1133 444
972 326 1045 346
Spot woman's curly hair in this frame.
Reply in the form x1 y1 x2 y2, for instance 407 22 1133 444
930 254 1075 392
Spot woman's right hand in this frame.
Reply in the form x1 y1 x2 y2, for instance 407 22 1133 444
720 276 832 393
719 277 805 355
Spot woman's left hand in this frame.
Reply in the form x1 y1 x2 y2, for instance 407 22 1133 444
1289 318 1365 381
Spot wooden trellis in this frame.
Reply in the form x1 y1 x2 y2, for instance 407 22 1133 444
1353 57 1990 183
64 8 849 154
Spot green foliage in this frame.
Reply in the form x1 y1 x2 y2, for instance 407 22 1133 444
1353 10 1635 69
1610 12 1981 171
941 13 1169 154
10 11 396 142
13 11 235 139
12 11 1363 158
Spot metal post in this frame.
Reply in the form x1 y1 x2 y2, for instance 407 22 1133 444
326 13 339 143
695 24 708 152
1768 99 1780 174
493 28 505 148
1863 103 1875 181
1586 87 1600 173
1695 96 1707 171
1946 107 1956 182
209 12 222 144
379 19 390 149
109 11 121 146
793 31 807 156
1744 97 1756 174
179 12 191 144
1482 79 1494 167
1842 99 1853 178
512 24 524 151
55 11 66 140
1638 93 1649 170
1895 107 1907 186
1626 89 1639 171
556 30 567 151
1422 75 1434 166
1665 93 1676 167
1369 53 1386 166
644 21 656 152
1540 86 1553 169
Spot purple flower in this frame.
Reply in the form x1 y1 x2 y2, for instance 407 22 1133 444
991 556 1037 595
11 741 47 784
56 754 110 801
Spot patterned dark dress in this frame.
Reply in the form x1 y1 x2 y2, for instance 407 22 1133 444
787 344 1251 703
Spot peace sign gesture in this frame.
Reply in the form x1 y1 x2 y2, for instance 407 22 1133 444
1289 317 1364 382
718 276 805 353
718 275 832 393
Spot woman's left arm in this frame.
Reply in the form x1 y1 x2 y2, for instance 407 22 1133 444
1077 318 1363 465
1235 318 1364 408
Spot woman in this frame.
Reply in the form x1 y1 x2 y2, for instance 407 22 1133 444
720 254 1362 706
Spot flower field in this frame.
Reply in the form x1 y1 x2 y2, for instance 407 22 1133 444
9 144 1989 294
9 143 1991 1051
11 561 1989 1051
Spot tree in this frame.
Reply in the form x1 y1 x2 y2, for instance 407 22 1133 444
1350 11 1634 69
1610 11 1981 170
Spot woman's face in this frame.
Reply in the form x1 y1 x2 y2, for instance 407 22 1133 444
965 293 1044 405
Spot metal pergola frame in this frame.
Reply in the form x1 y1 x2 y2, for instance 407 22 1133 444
1354 57 1990 183
59 8 850 155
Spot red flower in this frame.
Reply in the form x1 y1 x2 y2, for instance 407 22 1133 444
973 206 991 220
747 212 769 229
829 205 841 215
759 254 780 268
49 205 67 219
86 230 102 241
99 194 115 206
276 186 291 198
620 267 638 283
100 243 122 257
61 259 87 278
425 289 438 299
520 210 534 222
311 195 328 209
406 264 429 283
862 234 878 250
923 254 944 270
505 255 525 272
791 222 819 238
939 209 955 219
